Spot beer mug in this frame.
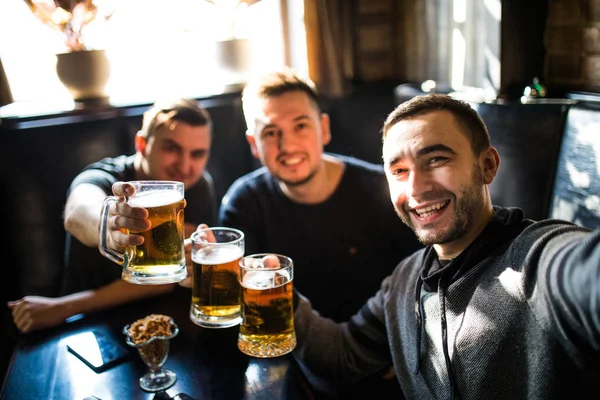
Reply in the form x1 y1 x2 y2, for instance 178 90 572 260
190 227 245 328
99 181 187 285
238 253 296 358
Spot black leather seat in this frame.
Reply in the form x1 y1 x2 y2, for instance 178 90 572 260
470 101 570 222
549 102 600 229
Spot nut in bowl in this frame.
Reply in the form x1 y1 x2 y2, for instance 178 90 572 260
123 314 179 392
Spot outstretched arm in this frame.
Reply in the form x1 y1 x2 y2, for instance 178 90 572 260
544 227 600 351
64 181 150 250
293 280 394 384
63 183 107 247
7 280 174 333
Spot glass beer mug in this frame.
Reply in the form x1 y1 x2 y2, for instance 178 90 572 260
190 227 245 328
99 181 187 284
238 253 296 358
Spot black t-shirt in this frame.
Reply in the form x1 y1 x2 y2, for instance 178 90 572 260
62 155 217 295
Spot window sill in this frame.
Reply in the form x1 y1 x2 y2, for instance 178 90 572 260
0 82 245 131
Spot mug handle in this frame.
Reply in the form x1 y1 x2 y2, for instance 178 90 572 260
98 196 127 266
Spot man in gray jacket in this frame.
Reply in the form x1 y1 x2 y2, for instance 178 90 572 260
293 94 600 399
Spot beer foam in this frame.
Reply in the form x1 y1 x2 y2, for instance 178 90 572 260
242 270 290 290
128 190 183 208
193 245 243 265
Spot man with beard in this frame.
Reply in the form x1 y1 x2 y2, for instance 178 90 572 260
291 94 600 399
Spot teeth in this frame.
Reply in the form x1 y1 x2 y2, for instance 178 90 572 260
414 201 446 217
282 157 302 166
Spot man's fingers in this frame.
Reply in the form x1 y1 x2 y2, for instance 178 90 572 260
12 306 27 327
18 318 32 333
112 181 135 197
110 228 144 247
111 213 150 233
10 302 22 317
112 202 149 222
7 300 20 309
195 224 217 243
197 223 209 232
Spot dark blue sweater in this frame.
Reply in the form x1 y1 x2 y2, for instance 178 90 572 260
219 153 422 322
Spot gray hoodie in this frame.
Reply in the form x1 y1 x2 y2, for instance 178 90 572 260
293 207 600 399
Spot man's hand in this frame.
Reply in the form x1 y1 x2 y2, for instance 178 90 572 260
7 296 70 333
104 182 150 251
178 223 212 288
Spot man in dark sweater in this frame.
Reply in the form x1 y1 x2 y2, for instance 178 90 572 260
293 94 600 399
220 68 422 324
218 68 422 398
8 98 216 333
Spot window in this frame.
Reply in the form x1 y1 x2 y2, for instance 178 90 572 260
0 0 287 106
432 0 501 99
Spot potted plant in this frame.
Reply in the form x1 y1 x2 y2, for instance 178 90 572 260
24 0 114 101
204 0 262 80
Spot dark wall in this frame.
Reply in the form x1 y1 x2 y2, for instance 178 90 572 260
500 0 550 99
324 82 398 164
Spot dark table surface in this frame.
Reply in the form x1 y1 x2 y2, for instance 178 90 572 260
0 286 315 400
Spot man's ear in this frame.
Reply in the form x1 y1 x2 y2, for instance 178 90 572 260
135 131 147 154
481 146 500 184
246 131 260 159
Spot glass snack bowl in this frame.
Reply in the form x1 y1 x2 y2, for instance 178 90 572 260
123 316 179 392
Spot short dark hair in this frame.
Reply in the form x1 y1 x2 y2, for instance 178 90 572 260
242 67 322 113
140 98 212 139
382 94 491 155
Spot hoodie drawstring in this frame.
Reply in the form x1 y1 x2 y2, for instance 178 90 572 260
414 277 424 375
439 283 460 399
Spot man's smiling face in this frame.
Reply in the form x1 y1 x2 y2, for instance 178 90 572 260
245 90 330 187
383 109 487 247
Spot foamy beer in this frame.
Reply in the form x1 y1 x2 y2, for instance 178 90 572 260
238 254 296 358
190 227 245 328
99 181 187 284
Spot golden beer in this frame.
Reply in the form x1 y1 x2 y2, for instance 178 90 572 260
125 190 185 278
238 257 296 358
128 191 184 268
190 245 243 328
99 181 187 285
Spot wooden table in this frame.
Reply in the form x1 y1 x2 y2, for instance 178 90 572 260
0 286 315 400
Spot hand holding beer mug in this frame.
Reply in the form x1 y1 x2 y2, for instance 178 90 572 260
190 227 245 328
99 181 187 284
238 254 296 358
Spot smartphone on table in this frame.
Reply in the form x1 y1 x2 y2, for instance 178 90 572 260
66 330 130 373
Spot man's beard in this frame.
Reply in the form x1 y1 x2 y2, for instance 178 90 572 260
277 168 318 187
396 165 485 246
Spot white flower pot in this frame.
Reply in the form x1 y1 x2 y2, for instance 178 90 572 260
215 38 253 81
56 49 110 102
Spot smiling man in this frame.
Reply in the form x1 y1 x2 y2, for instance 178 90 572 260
8 98 216 333
218 68 422 398
292 94 600 400
383 102 499 259
221 68 421 323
